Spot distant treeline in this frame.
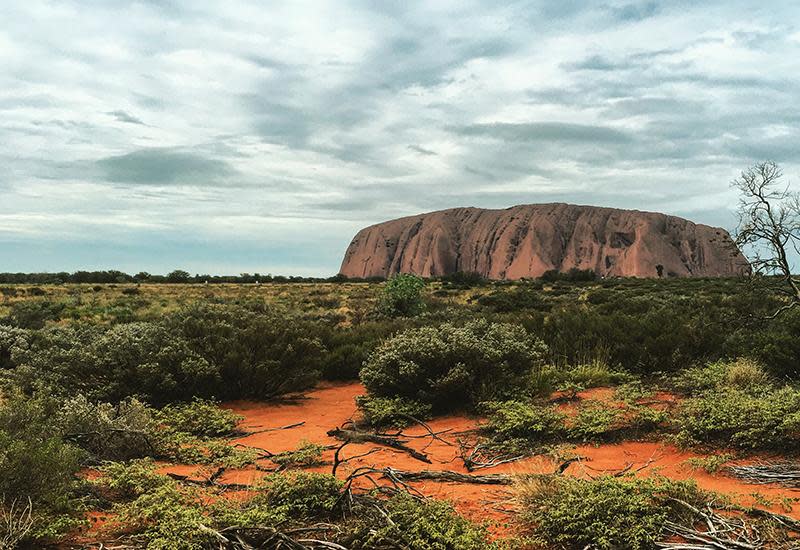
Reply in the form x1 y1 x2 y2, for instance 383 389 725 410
0 267 598 285
0 270 364 285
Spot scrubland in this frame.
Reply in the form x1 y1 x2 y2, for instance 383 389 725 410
2 274 800 549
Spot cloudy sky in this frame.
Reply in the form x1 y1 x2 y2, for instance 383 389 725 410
2 1 799 276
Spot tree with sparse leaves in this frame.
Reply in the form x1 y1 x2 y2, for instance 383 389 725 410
733 161 800 318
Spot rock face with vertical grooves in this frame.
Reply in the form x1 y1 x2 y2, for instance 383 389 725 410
339 204 750 279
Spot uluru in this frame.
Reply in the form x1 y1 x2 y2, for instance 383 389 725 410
339 203 750 279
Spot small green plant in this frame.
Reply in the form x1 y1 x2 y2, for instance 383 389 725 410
517 474 709 550
254 472 343 518
270 441 327 468
156 398 243 437
673 358 773 395
356 395 433 428
344 493 497 550
676 387 800 450
482 400 565 441
562 361 629 389
97 458 171 499
684 453 734 474
568 400 624 441
614 381 654 403
378 274 426 317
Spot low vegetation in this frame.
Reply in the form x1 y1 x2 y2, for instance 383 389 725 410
2 275 800 548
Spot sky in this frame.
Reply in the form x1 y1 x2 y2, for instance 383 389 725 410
1 1 799 276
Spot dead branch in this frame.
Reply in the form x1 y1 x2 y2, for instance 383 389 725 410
238 421 305 437
327 427 431 464
331 440 381 476
727 462 800 488
165 469 251 491
660 498 765 550
344 466 514 485
458 440 524 472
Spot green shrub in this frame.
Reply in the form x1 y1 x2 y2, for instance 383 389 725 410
356 396 433 428
0 394 86 545
167 302 325 400
56 395 166 461
673 358 773 395
477 285 549 313
156 398 242 437
255 472 343 518
378 274 426 317
9 322 219 405
518 475 707 550
568 400 625 441
0 324 28 370
4 301 64 329
344 493 497 550
676 387 800 450
97 458 172 500
361 319 549 413
482 400 565 441
116 480 212 550
560 360 630 388
270 441 327 468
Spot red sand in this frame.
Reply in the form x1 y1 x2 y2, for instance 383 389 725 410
156 382 800 529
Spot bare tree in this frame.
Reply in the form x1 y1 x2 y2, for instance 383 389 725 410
732 161 800 317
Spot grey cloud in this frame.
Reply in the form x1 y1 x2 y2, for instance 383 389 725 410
609 1 661 22
451 122 632 144
108 110 146 125
96 148 235 185
408 145 437 156
564 55 624 71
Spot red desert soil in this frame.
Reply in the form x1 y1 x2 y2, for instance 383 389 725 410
153 382 800 531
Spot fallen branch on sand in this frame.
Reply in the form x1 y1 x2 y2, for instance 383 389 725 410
658 498 766 550
458 440 524 472
327 427 432 464
237 421 306 437
727 463 800 488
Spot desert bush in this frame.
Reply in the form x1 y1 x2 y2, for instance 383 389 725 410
567 400 625 441
438 271 487 288
540 268 597 282
673 358 773 395
676 387 800 450
318 319 407 380
477 285 549 313
684 453 735 474
0 394 86 545
378 274 426 317
344 492 497 550
724 308 800 378
254 472 343 519
156 398 242 437
4 301 64 329
517 474 707 550
356 396 433 428
167 303 325 400
0 325 28 370
8 322 219 404
481 400 565 441
116 479 212 550
269 441 327 468
559 358 630 388
98 459 171 500
360 319 549 412
56 395 166 461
